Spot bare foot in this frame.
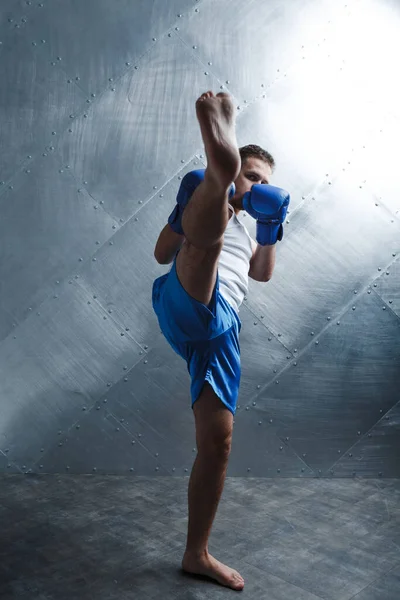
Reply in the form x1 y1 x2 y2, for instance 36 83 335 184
182 551 245 591
195 91 241 189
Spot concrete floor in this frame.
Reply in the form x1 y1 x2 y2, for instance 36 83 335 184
0 475 399 599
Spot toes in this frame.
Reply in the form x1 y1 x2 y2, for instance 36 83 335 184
197 91 214 102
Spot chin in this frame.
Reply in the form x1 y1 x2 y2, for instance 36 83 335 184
230 201 243 212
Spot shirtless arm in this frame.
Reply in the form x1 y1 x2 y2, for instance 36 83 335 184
248 239 276 282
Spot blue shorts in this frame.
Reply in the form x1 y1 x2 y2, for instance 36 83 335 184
151 251 242 415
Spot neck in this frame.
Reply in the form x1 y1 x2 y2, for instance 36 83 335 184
228 204 240 217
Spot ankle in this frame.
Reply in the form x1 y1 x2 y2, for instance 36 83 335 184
184 547 209 560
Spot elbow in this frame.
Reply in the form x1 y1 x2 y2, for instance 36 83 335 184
154 252 166 265
154 250 172 265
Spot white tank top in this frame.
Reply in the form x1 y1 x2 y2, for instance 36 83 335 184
217 206 255 314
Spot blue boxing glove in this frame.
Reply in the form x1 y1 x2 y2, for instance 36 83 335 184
168 169 236 235
242 184 290 245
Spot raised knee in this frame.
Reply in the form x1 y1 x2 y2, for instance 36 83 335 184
184 236 224 254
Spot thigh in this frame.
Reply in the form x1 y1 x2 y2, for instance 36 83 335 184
175 238 224 307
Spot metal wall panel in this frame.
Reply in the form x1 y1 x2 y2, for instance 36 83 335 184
0 0 399 477
177 0 347 105
20 0 197 97
236 290 400 475
373 256 400 318
0 152 117 338
0 25 87 184
244 170 400 352
55 31 221 221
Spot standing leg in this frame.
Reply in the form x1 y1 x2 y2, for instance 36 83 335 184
182 383 244 591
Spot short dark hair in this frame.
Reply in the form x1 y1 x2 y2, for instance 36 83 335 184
239 144 275 171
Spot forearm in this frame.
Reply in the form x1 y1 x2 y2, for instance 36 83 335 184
251 243 276 281
154 224 185 264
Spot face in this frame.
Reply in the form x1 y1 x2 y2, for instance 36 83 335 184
230 157 273 212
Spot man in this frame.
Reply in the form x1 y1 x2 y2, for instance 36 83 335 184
152 91 289 591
